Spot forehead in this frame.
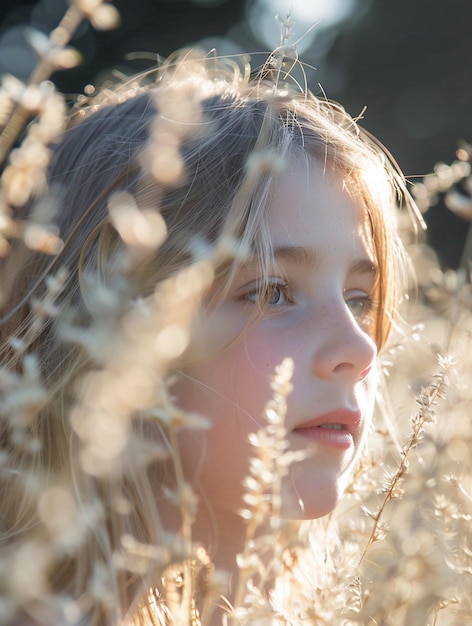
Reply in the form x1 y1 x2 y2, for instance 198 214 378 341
265 158 375 261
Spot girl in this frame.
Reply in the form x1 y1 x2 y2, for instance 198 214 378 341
0 50 417 625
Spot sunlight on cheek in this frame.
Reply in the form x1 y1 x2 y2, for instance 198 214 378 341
178 307 249 368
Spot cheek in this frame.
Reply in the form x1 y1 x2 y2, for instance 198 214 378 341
169 364 256 513
235 335 289 413
170 336 289 504
175 331 288 425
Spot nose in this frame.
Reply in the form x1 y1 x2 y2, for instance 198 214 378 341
311 302 377 381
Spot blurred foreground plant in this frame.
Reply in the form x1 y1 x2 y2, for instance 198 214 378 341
1 2 472 624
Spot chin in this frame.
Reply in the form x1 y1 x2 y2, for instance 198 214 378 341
280 467 345 520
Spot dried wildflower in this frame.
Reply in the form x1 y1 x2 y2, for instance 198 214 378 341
141 81 204 187
163 483 199 523
230 359 313 622
357 354 453 566
149 404 210 431
445 187 472 220
0 354 48 437
73 0 121 30
108 191 167 259
25 28 82 73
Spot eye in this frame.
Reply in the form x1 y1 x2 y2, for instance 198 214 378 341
346 295 370 317
244 281 291 307
345 292 378 326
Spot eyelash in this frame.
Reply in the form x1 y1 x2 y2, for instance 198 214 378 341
243 281 292 307
346 294 379 328
242 281 379 327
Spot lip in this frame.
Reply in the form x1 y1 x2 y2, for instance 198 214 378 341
291 409 362 450
359 365 373 381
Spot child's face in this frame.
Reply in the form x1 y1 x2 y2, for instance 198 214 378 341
172 158 379 521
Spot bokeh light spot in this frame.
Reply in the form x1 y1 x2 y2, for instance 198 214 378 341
247 0 357 53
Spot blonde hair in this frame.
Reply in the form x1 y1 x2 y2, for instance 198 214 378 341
0 51 413 625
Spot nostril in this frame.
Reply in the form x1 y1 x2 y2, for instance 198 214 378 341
332 361 355 374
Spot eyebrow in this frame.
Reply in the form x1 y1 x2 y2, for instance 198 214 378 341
272 246 378 277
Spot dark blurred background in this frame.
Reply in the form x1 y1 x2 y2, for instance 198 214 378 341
1 0 471 268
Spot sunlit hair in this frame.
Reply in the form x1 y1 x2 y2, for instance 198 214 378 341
0 50 414 625
4 52 411 360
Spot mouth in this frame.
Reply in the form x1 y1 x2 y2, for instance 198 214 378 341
317 423 346 431
292 409 361 450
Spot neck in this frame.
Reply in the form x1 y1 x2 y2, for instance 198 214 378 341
156 491 280 613
193 507 247 574
191 505 278 625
